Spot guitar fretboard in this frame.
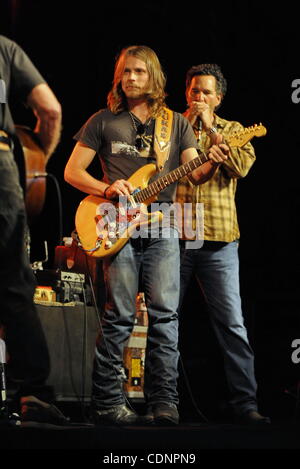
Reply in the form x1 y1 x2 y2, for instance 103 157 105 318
133 151 209 203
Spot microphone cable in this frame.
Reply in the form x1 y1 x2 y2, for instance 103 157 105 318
178 352 209 424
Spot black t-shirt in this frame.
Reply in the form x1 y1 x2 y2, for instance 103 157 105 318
0 35 45 135
74 108 197 203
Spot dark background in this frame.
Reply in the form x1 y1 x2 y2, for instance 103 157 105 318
1 0 299 420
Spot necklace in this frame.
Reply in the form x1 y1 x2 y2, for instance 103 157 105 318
129 112 153 155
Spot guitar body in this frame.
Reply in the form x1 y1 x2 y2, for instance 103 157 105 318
75 163 163 258
75 124 267 259
15 126 46 223
127 163 157 204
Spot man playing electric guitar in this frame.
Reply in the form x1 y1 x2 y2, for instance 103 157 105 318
64 45 229 426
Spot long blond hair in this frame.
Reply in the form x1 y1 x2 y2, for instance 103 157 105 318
107 45 167 117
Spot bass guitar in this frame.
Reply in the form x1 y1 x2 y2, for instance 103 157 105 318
75 123 267 258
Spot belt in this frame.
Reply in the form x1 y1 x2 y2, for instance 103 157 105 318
0 130 12 151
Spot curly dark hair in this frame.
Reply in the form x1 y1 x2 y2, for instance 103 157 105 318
185 63 227 99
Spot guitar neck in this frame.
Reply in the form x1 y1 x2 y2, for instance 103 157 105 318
133 151 209 203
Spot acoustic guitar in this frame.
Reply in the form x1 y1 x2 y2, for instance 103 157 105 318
15 125 47 223
75 124 267 258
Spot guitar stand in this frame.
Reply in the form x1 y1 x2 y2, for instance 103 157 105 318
0 338 21 426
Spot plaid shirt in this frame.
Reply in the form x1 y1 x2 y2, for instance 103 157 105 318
176 114 256 242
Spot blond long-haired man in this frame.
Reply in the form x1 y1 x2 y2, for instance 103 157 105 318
65 46 228 426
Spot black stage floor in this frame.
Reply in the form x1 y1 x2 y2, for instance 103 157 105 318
1 403 299 462
2 420 300 450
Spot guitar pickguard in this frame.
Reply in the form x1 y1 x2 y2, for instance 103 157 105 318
78 189 163 257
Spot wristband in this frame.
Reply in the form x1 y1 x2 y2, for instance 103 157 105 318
206 126 217 136
104 186 110 198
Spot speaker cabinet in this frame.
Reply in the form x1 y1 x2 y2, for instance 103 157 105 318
36 295 148 402
36 304 100 401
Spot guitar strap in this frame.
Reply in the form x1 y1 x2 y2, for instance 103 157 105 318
154 107 173 172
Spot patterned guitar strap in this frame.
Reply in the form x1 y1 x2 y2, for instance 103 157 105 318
154 107 173 172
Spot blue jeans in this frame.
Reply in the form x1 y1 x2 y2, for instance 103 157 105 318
0 150 50 392
92 229 180 409
180 240 258 415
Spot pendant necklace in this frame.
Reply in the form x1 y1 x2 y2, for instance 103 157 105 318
129 112 153 155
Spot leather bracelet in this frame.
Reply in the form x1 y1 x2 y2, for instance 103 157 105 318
103 185 110 199
206 126 217 136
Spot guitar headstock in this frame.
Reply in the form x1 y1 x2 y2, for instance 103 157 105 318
227 123 267 147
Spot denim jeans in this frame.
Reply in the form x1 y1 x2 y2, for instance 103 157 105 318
180 240 258 415
92 229 180 409
0 150 50 392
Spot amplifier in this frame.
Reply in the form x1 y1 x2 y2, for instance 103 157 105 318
34 269 92 304
54 244 105 307
36 293 149 402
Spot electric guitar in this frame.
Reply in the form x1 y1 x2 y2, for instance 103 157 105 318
75 123 267 258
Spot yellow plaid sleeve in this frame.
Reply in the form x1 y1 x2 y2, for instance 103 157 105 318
176 115 257 242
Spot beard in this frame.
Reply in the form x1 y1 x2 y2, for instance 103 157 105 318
123 84 149 101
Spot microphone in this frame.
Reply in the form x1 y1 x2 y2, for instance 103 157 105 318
195 117 202 145
197 117 202 131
